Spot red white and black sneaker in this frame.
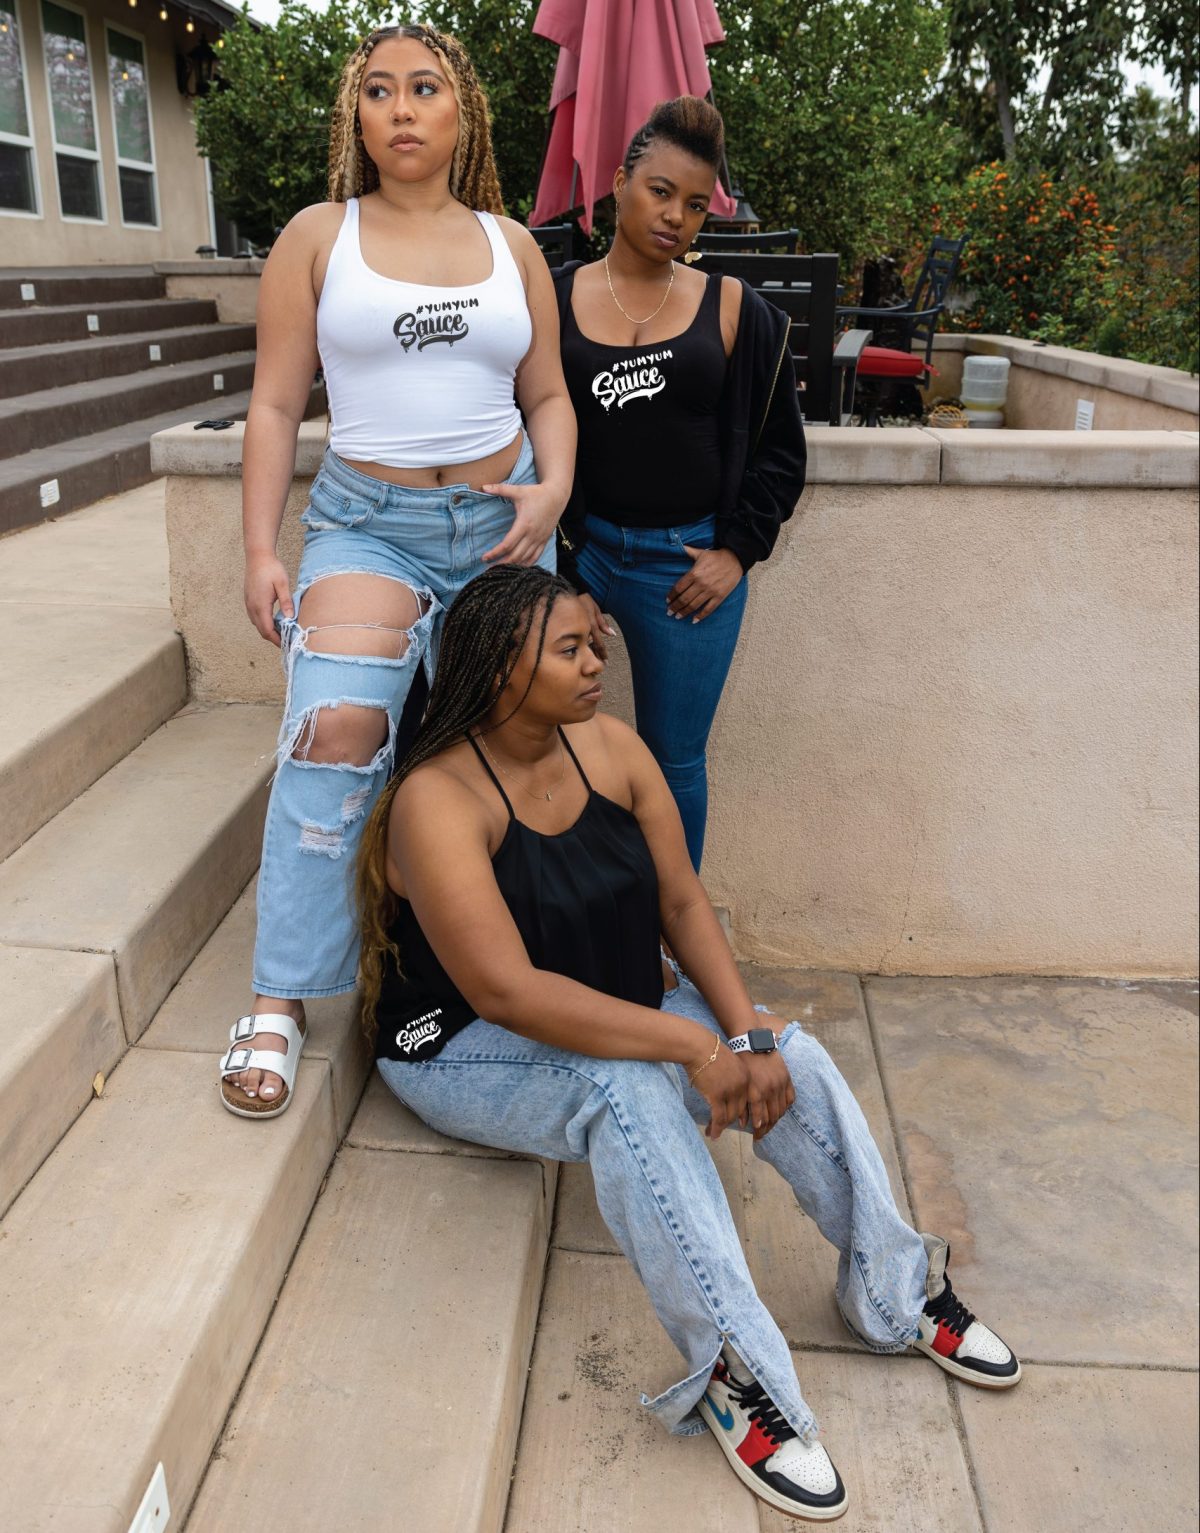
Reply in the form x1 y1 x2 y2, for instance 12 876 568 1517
697 1350 848 1521
913 1238 1021 1388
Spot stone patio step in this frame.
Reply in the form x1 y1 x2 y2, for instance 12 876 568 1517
0 264 164 308
0 349 258 458
0 296 219 349
0 602 185 863
0 323 259 399
0 702 276 1042
0 946 123 1218
0 1045 337 1533
185 1145 553 1533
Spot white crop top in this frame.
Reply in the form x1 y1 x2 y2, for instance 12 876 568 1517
316 200 532 468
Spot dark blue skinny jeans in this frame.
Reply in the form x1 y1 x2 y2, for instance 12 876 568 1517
576 512 747 870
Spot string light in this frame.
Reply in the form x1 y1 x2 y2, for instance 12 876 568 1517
159 5 167 16
128 0 137 8
185 15 194 31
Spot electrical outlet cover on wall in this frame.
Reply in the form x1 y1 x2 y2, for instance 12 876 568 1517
126 1462 170 1533
1074 399 1095 431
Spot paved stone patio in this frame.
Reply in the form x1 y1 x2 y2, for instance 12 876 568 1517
504 969 1198 1532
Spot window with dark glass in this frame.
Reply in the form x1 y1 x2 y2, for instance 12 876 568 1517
107 27 155 225
41 0 102 220
0 2 37 213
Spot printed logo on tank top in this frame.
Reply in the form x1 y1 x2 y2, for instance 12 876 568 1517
394 1007 444 1054
393 297 479 353
591 348 674 411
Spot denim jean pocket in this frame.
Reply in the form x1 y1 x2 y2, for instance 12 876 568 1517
300 471 377 531
666 515 718 555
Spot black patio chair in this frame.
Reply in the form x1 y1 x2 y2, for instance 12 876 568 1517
529 223 577 266
696 250 870 426
693 228 799 254
835 234 967 423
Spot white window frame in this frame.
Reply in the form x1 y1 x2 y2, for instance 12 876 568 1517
105 21 157 229
39 0 106 224
0 0 42 219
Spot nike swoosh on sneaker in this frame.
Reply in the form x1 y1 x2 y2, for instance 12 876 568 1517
702 1391 735 1431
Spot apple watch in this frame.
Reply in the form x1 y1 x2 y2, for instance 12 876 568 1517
726 1027 778 1056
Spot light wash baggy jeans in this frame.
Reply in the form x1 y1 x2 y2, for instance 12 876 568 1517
378 972 931 1443
252 433 551 999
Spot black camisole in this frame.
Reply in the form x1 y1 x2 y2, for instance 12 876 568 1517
560 269 728 528
375 730 665 1062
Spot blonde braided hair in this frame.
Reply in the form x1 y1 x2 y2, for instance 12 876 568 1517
327 22 504 212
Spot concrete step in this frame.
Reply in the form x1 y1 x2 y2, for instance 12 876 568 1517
186 1087 556 1532
0 946 124 1218
0 349 258 457
0 296 219 349
0 381 325 537
0 603 186 862
0 1045 337 1533
0 702 276 1041
0 323 258 398
0 265 164 308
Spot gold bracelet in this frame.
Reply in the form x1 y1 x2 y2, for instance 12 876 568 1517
688 1037 723 1085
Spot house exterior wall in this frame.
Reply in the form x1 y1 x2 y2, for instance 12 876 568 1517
2 0 212 264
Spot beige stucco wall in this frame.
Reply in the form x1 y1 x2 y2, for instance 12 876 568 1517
160 261 263 322
153 421 1199 978
2 0 212 265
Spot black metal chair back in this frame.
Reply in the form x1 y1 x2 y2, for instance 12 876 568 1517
529 223 576 265
693 228 799 254
697 251 840 424
906 235 967 362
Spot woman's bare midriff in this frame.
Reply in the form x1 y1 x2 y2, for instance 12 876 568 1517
340 428 523 491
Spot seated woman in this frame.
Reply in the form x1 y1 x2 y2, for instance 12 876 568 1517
358 565 1020 1523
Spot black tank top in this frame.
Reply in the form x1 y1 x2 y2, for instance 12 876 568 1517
560 269 728 528
375 729 665 1062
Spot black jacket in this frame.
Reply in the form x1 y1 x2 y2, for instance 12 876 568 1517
552 262 806 588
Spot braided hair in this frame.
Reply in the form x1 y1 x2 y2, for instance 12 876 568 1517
357 566 576 1028
327 21 505 212
622 95 725 178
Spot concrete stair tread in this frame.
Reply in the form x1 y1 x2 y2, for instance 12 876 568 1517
0 323 257 397
0 348 257 419
0 297 220 348
0 702 276 1039
0 390 255 535
185 1144 553 1533
0 602 185 862
0 946 123 1218
0 1046 337 1533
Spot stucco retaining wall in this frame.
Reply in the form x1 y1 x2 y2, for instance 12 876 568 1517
153 421 1199 978
158 260 265 323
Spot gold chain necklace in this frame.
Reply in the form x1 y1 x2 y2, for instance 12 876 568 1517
604 253 675 325
478 732 568 803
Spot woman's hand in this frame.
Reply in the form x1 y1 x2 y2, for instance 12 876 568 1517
244 550 294 645
578 593 615 663
742 1053 795 1141
687 1042 756 1140
480 480 567 567
667 546 743 623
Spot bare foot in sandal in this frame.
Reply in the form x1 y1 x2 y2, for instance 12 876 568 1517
219 997 307 1117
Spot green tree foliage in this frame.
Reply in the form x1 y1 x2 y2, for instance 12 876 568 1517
708 0 957 271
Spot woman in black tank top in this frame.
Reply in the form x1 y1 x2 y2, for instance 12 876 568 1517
353 566 1022 1523
553 98 807 871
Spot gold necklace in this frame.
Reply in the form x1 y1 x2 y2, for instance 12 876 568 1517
478 732 568 803
604 253 675 325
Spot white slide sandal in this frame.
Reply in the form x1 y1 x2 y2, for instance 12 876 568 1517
218 1012 307 1119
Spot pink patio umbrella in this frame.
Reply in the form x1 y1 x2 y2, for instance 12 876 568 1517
529 0 737 234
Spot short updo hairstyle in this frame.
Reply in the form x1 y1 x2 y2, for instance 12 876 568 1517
622 95 725 178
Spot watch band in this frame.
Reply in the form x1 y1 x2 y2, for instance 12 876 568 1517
726 1028 777 1055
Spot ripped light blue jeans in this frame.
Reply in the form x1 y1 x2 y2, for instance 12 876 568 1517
252 434 550 998
377 972 930 1443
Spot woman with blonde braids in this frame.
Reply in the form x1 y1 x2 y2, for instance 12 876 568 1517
218 23 575 1118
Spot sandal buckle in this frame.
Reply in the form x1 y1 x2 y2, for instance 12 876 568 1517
222 1047 253 1073
233 1015 257 1043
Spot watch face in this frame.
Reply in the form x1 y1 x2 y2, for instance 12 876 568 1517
748 1027 777 1054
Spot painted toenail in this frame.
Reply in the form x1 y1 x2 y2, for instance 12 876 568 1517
263 1087 276 1097
246 1090 256 1097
